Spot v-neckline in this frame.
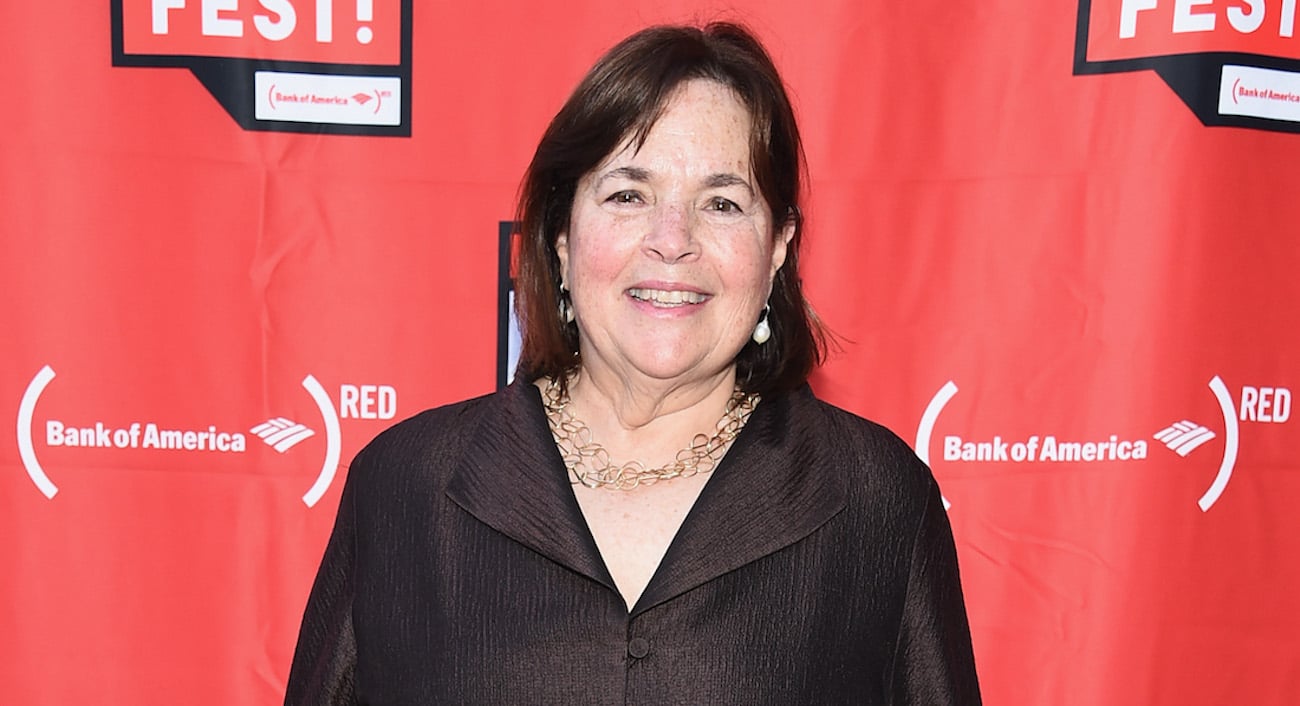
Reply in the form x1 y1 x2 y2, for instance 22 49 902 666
444 379 849 618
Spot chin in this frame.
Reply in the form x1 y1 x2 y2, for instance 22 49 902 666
621 347 734 384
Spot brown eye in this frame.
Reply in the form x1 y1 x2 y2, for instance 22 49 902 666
607 191 643 204
708 197 741 213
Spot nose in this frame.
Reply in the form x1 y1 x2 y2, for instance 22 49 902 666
643 202 698 263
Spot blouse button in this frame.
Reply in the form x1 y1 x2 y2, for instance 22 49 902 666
627 637 650 659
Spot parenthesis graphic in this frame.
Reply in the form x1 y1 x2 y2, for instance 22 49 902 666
1232 78 1240 105
1198 376 1239 512
17 365 58 499
301 375 341 507
372 90 382 115
916 380 958 510
268 83 278 110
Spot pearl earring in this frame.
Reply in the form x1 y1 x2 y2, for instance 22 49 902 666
558 286 575 324
752 306 771 344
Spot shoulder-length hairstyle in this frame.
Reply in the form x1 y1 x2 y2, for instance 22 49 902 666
513 22 826 397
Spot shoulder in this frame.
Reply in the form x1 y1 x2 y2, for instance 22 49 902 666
784 385 939 511
790 386 931 475
359 390 496 458
342 387 504 496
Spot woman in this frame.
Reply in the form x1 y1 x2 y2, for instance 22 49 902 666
285 22 981 705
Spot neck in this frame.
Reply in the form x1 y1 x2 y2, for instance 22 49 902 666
572 365 738 431
548 365 741 469
540 375 756 490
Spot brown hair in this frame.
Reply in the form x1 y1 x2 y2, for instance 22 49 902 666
513 22 826 396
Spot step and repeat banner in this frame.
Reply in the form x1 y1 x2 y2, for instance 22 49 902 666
3 1 1298 704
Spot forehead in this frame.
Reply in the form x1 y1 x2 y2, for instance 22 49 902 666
599 79 754 174
655 79 750 131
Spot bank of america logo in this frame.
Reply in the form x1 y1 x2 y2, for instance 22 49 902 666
1153 420 1217 457
250 417 316 452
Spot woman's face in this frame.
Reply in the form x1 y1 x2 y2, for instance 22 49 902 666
556 79 791 389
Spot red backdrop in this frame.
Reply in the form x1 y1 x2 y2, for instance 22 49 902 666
3 1 1298 704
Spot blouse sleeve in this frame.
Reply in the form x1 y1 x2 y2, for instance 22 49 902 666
888 482 983 705
283 463 361 705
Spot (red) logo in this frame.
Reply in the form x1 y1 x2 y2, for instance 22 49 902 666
913 375 1270 513
17 365 344 507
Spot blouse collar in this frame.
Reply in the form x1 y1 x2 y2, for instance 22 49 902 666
445 378 848 616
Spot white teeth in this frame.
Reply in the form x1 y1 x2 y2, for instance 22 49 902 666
628 288 707 306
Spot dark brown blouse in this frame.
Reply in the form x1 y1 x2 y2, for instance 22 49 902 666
285 380 981 705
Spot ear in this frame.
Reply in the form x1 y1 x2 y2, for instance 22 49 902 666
769 218 794 279
555 233 570 289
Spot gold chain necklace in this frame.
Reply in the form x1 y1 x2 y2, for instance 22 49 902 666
542 377 759 490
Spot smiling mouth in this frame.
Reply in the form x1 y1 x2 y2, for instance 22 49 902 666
627 288 708 307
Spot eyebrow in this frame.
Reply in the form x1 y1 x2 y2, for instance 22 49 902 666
703 173 754 194
595 166 652 188
595 167 754 195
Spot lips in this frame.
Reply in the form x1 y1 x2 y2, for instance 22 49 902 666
626 287 708 307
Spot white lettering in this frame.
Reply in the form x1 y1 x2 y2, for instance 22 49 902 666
152 0 187 34
254 0 296 41
1120 0 1159 38
340 384 360 418
316 0 333 41
377 385 397 419
1058 440 1086 462
360 384 378 418
203 0 243 37
45 422 129 447
1041 436 1059 462
1240 386 1292 423
1273 387 1291 422
1244 385 1292 423
946 436 967 462
46 420 64 446
1283 0 1297 36
1241 385 1260 421
898 432 1148 464
990 436 1009 461
1173 0 1216 33
38 421 241 452
342 383 398 419
1227 0 1265 33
